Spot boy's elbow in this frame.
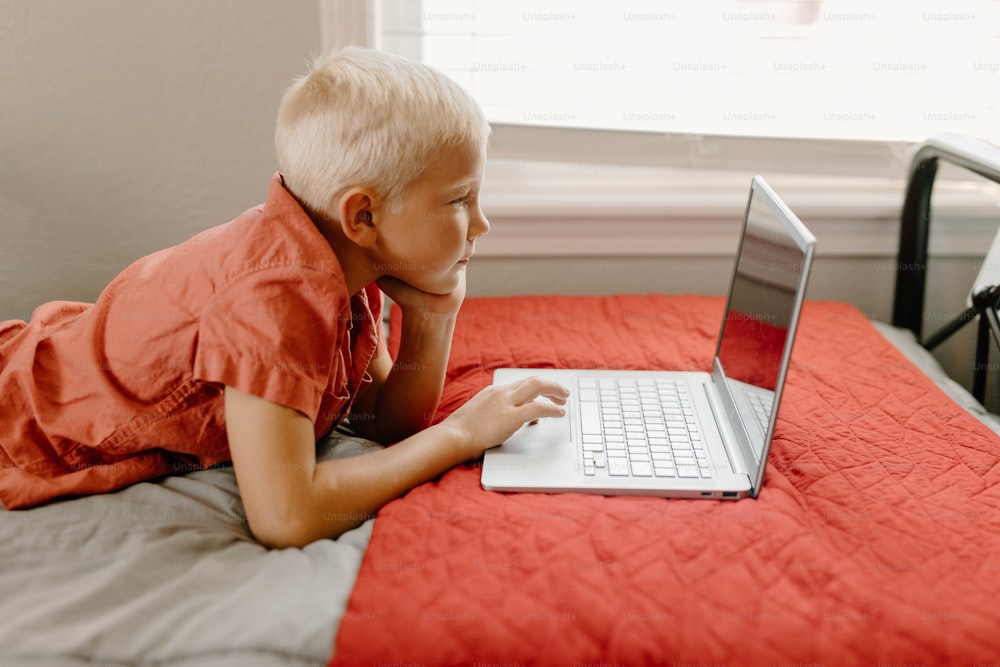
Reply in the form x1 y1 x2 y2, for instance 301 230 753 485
246 502 329 549
246 506 356 549
248 514 313 550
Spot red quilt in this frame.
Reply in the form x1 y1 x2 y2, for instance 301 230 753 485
331 295 1000 666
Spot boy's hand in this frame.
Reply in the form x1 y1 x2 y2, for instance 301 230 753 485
377 273 465 320
442 377 571 459
356 273 467 443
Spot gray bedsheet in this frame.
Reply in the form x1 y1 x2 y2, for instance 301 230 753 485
873 320 1000 436
0 432 384 667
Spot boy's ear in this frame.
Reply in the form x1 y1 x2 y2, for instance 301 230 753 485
336 187 379 247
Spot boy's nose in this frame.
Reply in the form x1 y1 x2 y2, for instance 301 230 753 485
471 209 490 239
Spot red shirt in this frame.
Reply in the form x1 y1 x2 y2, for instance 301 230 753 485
0 174 382 509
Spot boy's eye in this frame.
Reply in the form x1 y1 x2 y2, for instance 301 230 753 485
450 195 470 205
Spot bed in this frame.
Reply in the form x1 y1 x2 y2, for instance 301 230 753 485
335 294 1000 665
3 134 1000 666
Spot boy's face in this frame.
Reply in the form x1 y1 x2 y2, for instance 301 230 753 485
373 142 490 295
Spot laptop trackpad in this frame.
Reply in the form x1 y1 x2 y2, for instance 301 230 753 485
483 411 574 489
502 410 572 451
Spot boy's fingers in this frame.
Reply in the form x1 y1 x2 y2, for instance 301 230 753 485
521 400 566 422
540 390 570 406
508 377 570 405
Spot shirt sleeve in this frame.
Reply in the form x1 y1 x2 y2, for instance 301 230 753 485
192 266 348 421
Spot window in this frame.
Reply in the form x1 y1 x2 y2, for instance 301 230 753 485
387 0 998 147
322 0 1000 257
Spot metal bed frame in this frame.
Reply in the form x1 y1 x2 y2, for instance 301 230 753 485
892 133 1000 404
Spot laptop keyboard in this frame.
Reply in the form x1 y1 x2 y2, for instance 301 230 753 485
577 377 713 479
747 390 774 432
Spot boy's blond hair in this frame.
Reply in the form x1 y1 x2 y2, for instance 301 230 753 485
275 46 490 219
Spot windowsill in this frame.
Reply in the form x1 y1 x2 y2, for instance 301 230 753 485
476 159 1000 258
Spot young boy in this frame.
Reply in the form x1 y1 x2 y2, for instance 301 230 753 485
0 47 569 548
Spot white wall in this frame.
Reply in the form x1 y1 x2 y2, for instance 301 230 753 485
0 0 322 319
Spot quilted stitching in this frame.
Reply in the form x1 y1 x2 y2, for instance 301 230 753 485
334 295 1000 666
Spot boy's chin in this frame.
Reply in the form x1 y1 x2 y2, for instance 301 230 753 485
413 269 464 296
419 279 461 296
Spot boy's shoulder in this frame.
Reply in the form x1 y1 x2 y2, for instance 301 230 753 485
101 174 357 332
148 173 345 291
208 173 341 274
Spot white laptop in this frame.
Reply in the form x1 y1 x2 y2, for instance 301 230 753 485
481 175 815 500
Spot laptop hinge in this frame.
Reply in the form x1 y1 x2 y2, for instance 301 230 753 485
703 383 754 482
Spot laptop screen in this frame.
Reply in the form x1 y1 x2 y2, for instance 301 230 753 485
714 178 812 461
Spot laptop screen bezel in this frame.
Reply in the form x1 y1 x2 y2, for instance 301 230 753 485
710 175 816 496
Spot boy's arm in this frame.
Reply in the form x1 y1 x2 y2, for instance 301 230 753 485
225 376 568 549
349 275 464 444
